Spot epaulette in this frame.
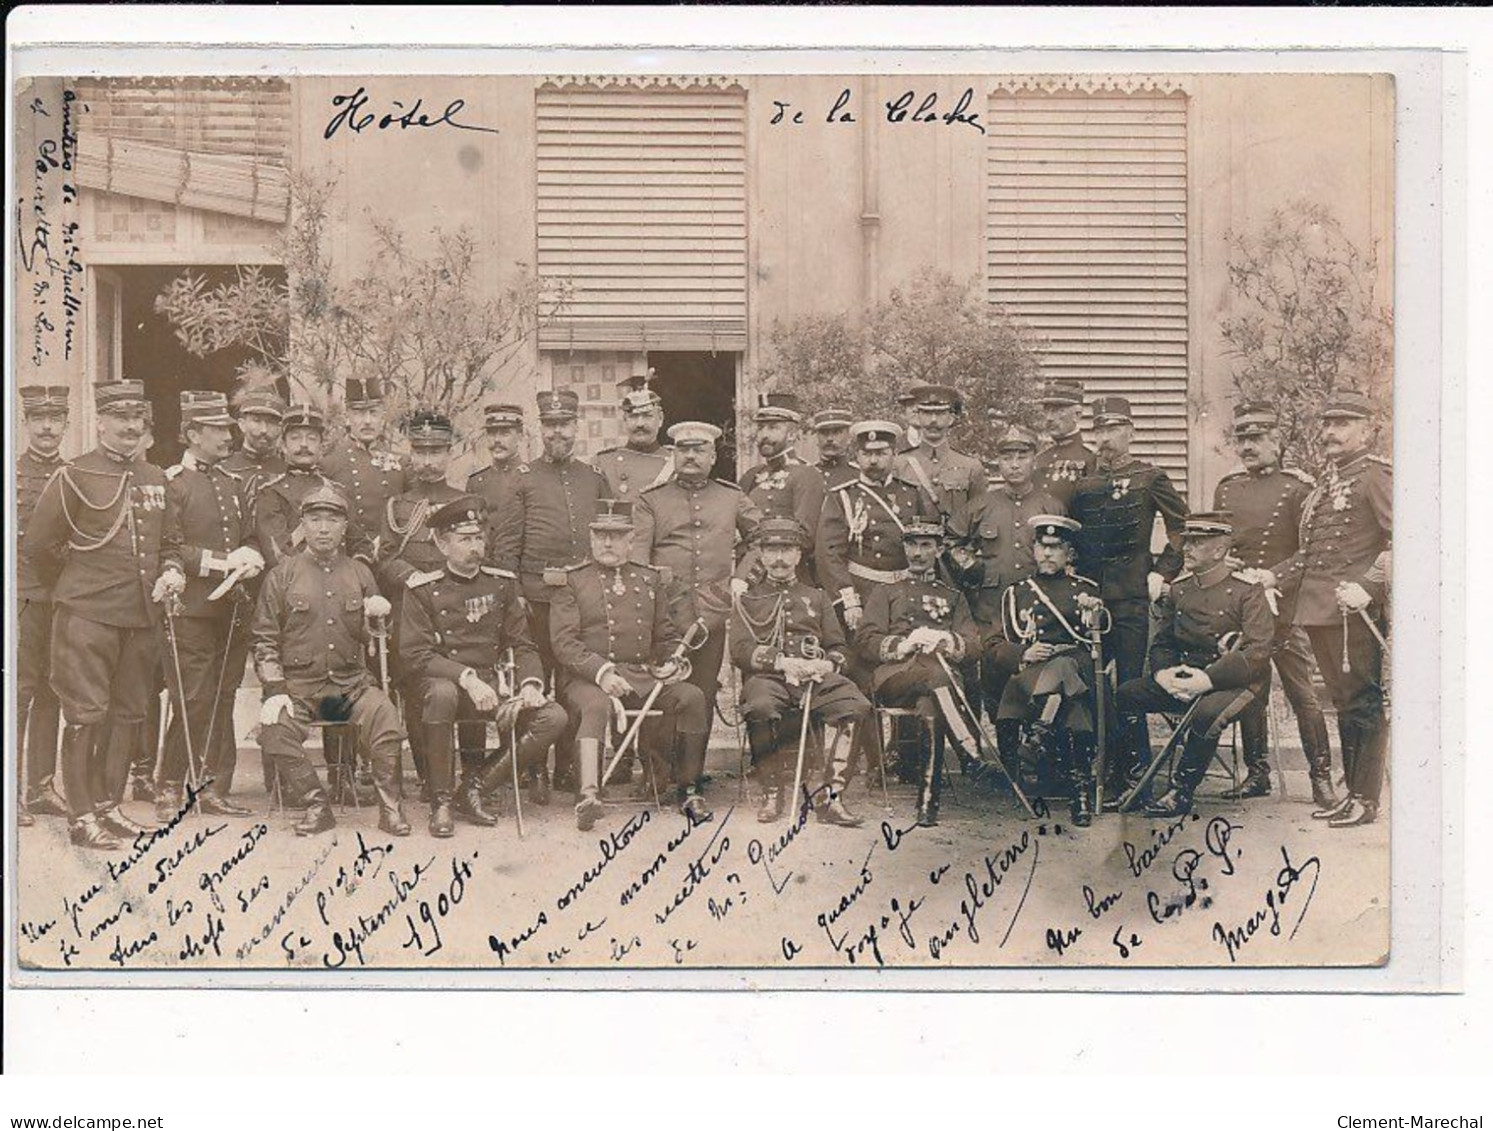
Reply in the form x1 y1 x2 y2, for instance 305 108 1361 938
165 464 185 480
1231 570 1261 585
1282 467 1316 484
1073 574 1099 588
596 445 623 457
480 565 517 579
1172 570 1194 583
713 477 742 490
1216 468 1248 485
639 479 671 495
406 569 444 589
258 472 287 491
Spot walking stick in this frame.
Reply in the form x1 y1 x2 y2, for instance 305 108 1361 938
933 651 1037 817
789 680 815 822
602 618 709 788
162 595 203 799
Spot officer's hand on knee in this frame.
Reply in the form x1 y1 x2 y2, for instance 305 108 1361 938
259 694 293 727
516 682 546 710
599 670 631 698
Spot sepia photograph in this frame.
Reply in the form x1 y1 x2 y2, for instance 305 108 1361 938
10 59 1403 977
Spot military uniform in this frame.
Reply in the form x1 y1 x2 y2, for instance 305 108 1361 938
1116 544 1275 816
739 450 826 567
24 382 185 845
596 442 674 501
1270 435 1391 818
1034 431 1096 509
400 541 568 833
220 447 287 504
633 473 764 740
1214 446 1332 800
816 472 936 623
158 435 260 815
465 457 520 542
320 436 406 536
894 439 987 522
251 506 408 836
17 441 65 814
730 556 871 825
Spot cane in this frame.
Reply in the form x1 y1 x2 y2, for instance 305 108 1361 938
162 595 203 800
602 618 708 788
933 651 1037 817
789 680 816 823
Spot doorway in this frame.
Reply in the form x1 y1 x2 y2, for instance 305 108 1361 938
647 350 740 481
112 264 285 467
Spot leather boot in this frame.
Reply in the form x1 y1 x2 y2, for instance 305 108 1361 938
675 730 712 822
575 738 605 831
69 812 120 850
1304 736 1340 812
550 737 577 795
1225 765 1274 801
155 783 184 825
815 724 864 828
1146 738 1208 818
61 724 96 821
514 727 552 806
371 745 410 837
103 721 138 811
747 721 783 822
422 724 455 838
1069 734 1096 828
915 723 944 828
98 804 156 839
1102 718 1144 812
293 782 336 837
990 719 1023 791
130 772 157 803
26 779 68 818
201 790 253 817
1314 728 1355 819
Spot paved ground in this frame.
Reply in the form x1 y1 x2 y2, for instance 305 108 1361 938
13 712 1389 974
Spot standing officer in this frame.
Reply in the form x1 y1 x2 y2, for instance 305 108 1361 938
731 517 872 826
1256 390 1391 828
946 424 1064 721
220 387 288 497
156 391 264 822
991 516 1105 826
465 401 527 531
1034 379 1095 508
1115 513 1275 818
399 495 568 836
633 422 765 749
816 421 938 639
859 519 981 826
1213 400 1333 805
1068 394 1187 805
809 407 857 492
16 385 71 826
739 392 827 576
376 411 463 789
320 377 406 537
24 381 186 849
595 372 675 502
894 384 987 522
251 484 408 837
550 499 713 828
254 403 374 570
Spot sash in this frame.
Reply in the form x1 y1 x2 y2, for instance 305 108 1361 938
1022 577 1088 645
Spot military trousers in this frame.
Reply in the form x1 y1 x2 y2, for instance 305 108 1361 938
562 679 708 747
1104 596 1154 777
18 595 61 792
160 610 248 794
997 651 1098 735
1237 625 1331 772
1115 676 1256 794
258 680 405 797
1304 613 1388 804
50 607 159 726
740 672 870 728
416 675 568 761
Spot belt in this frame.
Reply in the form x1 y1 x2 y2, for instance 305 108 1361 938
849 562 910 584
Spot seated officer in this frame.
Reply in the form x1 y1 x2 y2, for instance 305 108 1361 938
399 495 568 837
991 516 1105 827
859 519 980 827
730 517 872 827
1114 512 1275 818
250 484 408 837
549 499 712 829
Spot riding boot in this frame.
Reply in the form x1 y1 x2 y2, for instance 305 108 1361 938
289 766 335 836
748 721 784 822
1068 733 1096 827
676 730 712 823
422 724 455 838
1315 726 1357 819
61 724 99 822
575 738 605 831
915 724 944 827
25 777 68 819
1305 729 1341 812
371 743 411 837
101 722 137 811
1146 736 1210 818
128 714 158 799
550 736 577 795
816 724 863 828
993 719 1023 790
517 727 552 806
69 812 120 851
453 742 499 827
1102 717 1144 812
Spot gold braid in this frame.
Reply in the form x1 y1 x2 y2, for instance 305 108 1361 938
58 465 131 552
732 588 787 650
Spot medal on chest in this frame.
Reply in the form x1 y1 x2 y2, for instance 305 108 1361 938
920 593 951 622
465 594 495 623
762 468 790 493
612 570 627 597
139 484 166 511
1328 475 1354 512
848 498 870 547
1110 477 1131 501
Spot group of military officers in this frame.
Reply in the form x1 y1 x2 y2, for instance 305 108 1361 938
15 366 1391 850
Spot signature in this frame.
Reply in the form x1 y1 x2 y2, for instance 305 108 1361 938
1211 846 1323 963
324 86 500 140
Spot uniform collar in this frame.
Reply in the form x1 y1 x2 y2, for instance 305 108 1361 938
448 563 481 580
1052 429 1082 444
857 471 891 489
919 438 948 458
308 548 341 568
1331 448 1372 472
182 449 214 472
1248 463 1278 478
675 474 710 490
1001 480 1036 500
24 446 62 465
627 439 663 455
1194 560 1231 588
1095 456 1135 475
99 442 136 464
914 566 938 582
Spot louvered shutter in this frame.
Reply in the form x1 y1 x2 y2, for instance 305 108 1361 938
537 83 747 352
986 87 1190 491
73 78 291 222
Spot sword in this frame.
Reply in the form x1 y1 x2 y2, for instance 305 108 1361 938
162 596 203 799
208 564 250 602
602 618 708 788
933 651 1037 817
1118 695 1204 813
789 680 815 823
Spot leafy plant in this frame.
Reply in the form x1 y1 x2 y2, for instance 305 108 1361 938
1219 200 1393 475
755 268 1044 456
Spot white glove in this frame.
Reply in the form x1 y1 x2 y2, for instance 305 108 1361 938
730 577 750 598
152 566 186 604
516 682 547 710
1147 572 1166 604
1238 568 1278 591
459 669 500 713
844 606 863 631
1336 581 1372 612
1166 666 1213 702
932 631 957 655
363 594 392 619
226 545 265 578
598 670 632 698
259 694 293 727
802 658 836 683
775 656 810 685
1023 642 1057 665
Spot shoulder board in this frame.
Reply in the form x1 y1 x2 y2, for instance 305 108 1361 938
258 472 287 491
217 465 243 482
1282 467 1316 484
1072 574 1099 588
596 445 623 457
1172 570 1194 583
480 565 517 579
406 569 445 589
517 464 531 474
165 464 185 480
640 479 673 495
1216 468 1248 485
1231 570 1262 585
713 477 742 491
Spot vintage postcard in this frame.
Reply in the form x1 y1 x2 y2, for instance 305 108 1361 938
9 57 1409 980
